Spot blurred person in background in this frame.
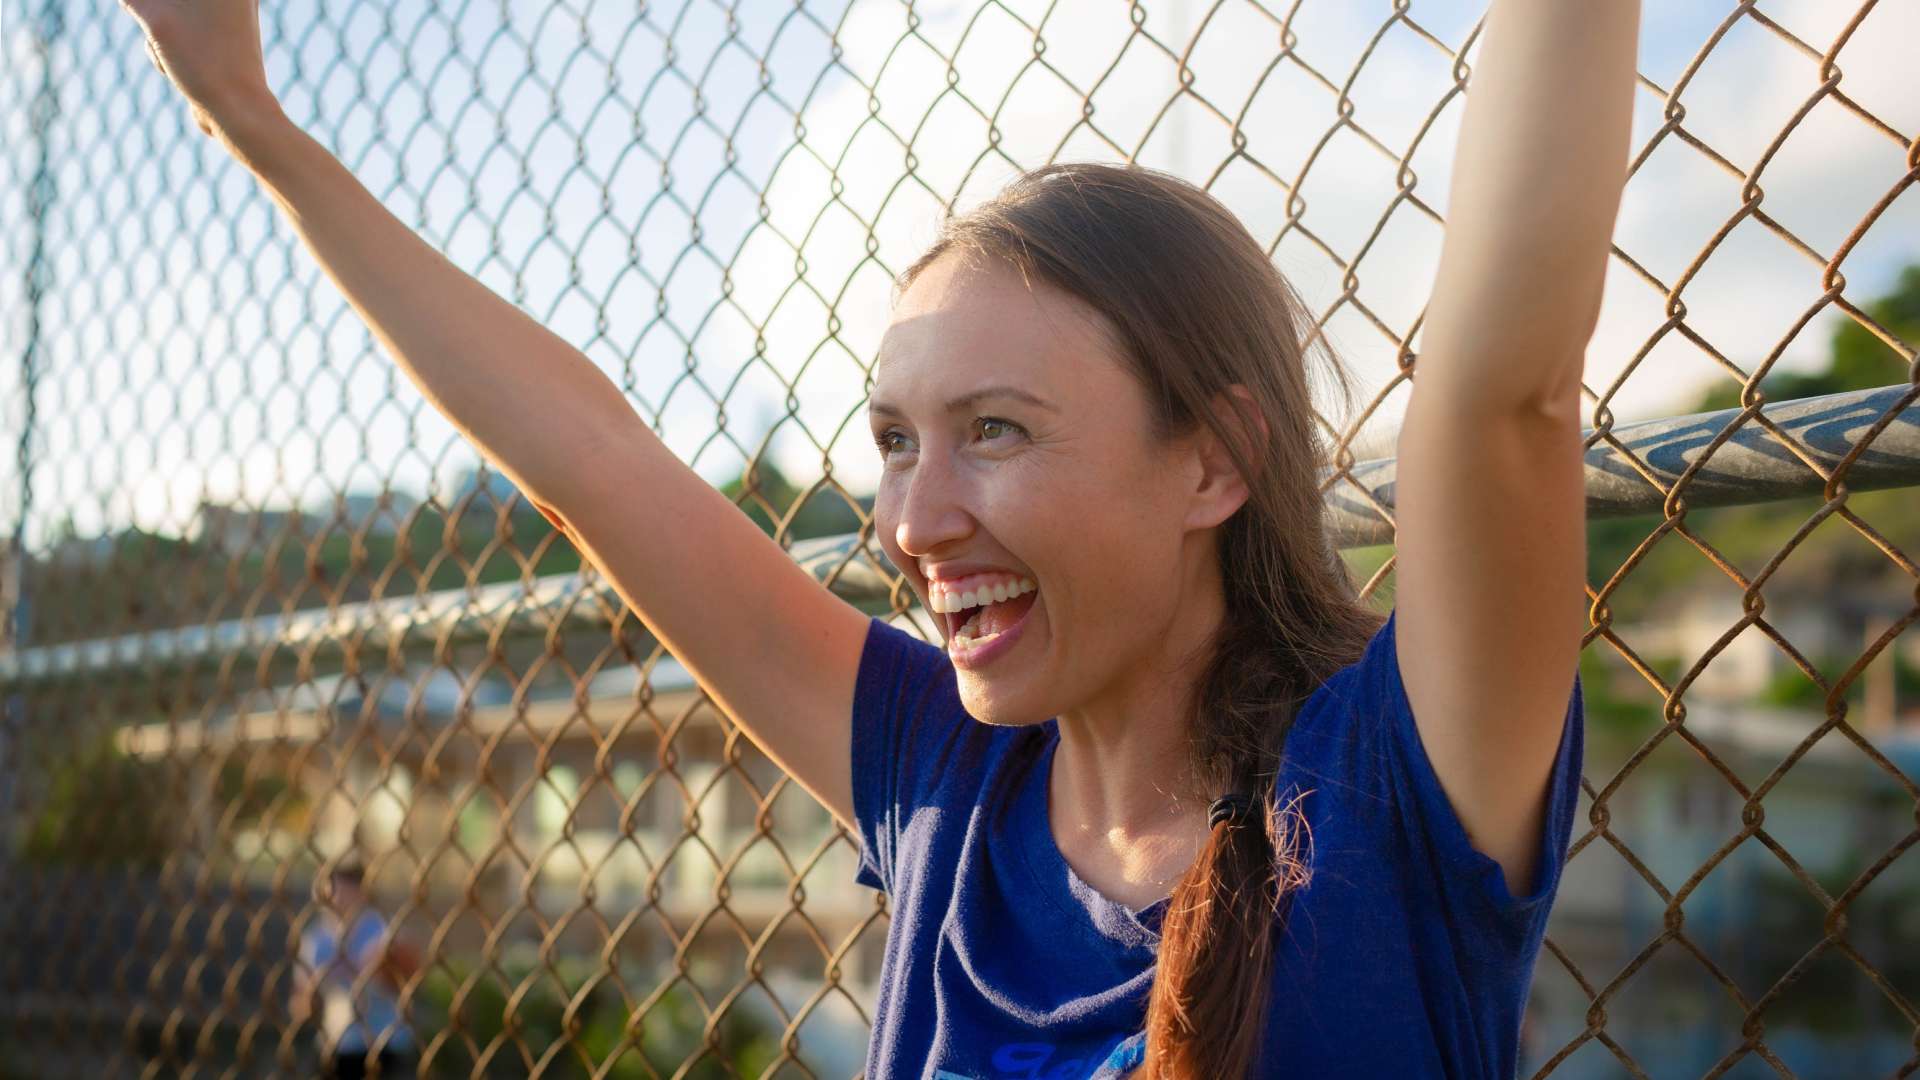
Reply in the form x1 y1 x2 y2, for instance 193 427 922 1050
293 858 421 1079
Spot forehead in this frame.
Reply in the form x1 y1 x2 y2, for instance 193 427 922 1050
872 251 1118 405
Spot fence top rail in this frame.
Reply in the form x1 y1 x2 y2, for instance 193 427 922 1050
2 384 1912 688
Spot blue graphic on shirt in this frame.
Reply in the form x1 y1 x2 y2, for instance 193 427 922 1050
932 1036 1143 1079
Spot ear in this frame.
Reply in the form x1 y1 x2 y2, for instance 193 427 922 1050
1182 384 1268 532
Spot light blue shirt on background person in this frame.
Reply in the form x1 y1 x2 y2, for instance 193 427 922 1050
299 907 419 1057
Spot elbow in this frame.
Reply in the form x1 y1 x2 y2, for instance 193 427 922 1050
1416 299 1596 420
1521 367 1586 428
1549 389 1588 430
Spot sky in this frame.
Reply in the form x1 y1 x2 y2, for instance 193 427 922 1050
0 0 1915 550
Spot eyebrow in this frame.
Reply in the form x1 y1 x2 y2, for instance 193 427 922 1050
868 385 1058 421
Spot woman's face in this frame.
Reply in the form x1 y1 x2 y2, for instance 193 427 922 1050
868 251 1207 725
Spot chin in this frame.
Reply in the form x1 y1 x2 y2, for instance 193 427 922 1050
954 680 1050 728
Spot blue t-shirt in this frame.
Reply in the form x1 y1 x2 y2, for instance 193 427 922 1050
850 606 1583 1079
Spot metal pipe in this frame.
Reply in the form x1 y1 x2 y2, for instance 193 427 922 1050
2 383 1914 687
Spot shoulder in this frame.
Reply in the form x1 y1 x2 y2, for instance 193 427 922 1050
1276 605 1585 917
1284 609 1396 746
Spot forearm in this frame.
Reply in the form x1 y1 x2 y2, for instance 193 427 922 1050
215 104 642 513
1418 0 1641 411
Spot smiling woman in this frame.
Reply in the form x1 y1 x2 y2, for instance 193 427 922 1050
119 0 1635 1073
844 160 1589 1078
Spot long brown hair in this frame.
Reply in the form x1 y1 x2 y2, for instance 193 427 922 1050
896 162 1387 1077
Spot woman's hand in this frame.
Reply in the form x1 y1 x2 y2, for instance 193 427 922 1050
118 0 277 137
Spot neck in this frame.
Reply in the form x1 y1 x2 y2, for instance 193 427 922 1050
1049 542 1224 879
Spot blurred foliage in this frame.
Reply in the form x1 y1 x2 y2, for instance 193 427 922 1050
1585 486 1918 625
719 458 872 544
1540 479 1918 745
1743 855 1920 1034
1756 650 1920 711
414 954 780 1079
216 759 304 831
25 459 874 648
24 498 583 647
1577 648 1666 746
19 732 178 868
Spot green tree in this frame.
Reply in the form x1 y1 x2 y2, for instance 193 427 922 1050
1692 263 1920 413
1574 263 1920 623
719 458 869 543
21 733 178 868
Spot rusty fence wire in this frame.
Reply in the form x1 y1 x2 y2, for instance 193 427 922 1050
2 0 1919 1077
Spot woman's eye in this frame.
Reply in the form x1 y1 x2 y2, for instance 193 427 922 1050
975 416 1023 443
873 418 1022 464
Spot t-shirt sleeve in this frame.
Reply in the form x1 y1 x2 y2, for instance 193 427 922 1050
1290 606 1585 926
848 615 977 895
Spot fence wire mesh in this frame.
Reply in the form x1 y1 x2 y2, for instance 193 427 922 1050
2 0 1918 1077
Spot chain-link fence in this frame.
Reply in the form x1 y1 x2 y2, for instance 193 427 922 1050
2 0 1917 1076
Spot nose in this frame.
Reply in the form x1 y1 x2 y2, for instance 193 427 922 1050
891 451 975 562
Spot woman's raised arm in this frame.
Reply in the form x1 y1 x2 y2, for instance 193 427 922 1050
119 0 872 827
1391 0 1640 898
1414 0 1642 407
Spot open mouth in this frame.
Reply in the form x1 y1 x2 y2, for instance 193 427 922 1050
925 576 1036 641
943 584 1040 644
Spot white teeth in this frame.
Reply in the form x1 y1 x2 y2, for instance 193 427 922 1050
953 606 999 644
930 576 1036 614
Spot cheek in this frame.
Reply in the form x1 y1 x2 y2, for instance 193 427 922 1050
1066 462 1187 588
993 489 1124 592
